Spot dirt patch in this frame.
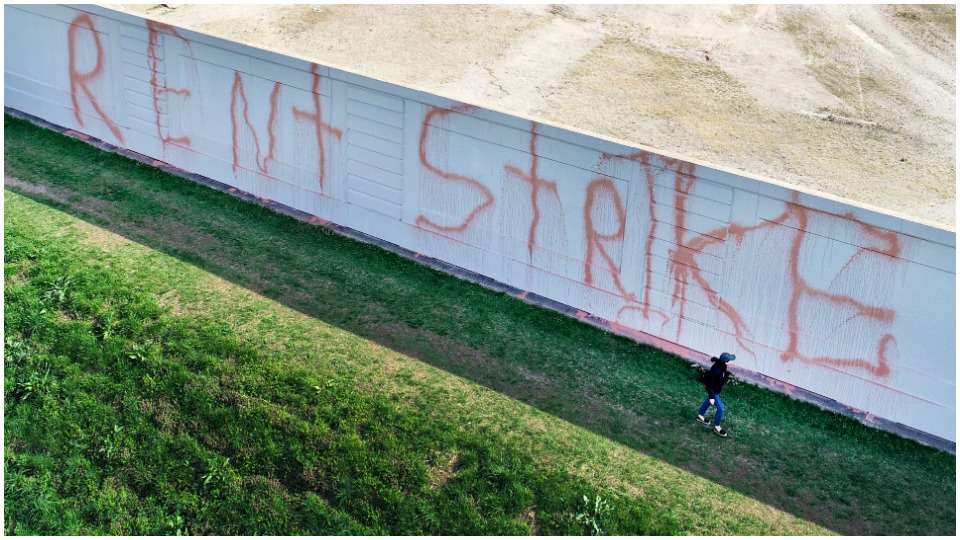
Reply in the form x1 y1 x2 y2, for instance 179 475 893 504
114 4 955 229
141 215 224 254
5 176 117 218
5 176 153 254
70 223 134 252
427 451 463 490
156 289 188 317
4 268 31 288
519 505 540 534
515 365 552 385
139 398 184 435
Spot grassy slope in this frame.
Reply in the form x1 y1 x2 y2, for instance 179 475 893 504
3 115 955 535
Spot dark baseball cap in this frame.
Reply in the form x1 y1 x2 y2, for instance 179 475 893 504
719 352 736 362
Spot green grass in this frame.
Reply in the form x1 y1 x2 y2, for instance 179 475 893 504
3 114 955 535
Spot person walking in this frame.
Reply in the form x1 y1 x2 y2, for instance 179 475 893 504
697 352 735 437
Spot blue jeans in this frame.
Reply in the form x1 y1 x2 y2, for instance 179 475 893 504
698 394 725 426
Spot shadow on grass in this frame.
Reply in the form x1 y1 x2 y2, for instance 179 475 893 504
3 114 955 535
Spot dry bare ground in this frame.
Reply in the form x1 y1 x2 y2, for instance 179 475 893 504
111 3 955 229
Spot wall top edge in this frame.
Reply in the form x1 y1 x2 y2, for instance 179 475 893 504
85 4 956 238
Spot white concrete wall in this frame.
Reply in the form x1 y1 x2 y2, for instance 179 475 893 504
5 4 956 443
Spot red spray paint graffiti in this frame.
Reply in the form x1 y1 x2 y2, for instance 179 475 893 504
583 176 635 300
594 150 671 325
669 236 751 354
121 20 905 380
779 202 899 377
664 185 899 376
661 158 744 347
67 14 124 143
416 105 495 233
595 151 746 343
592 151 898 378
292 63 343 190
229 64 341 190
146 20 192 148
230 71 281 174
504 122 563 259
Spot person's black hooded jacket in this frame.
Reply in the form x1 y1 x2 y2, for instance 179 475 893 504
704 357 730 398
